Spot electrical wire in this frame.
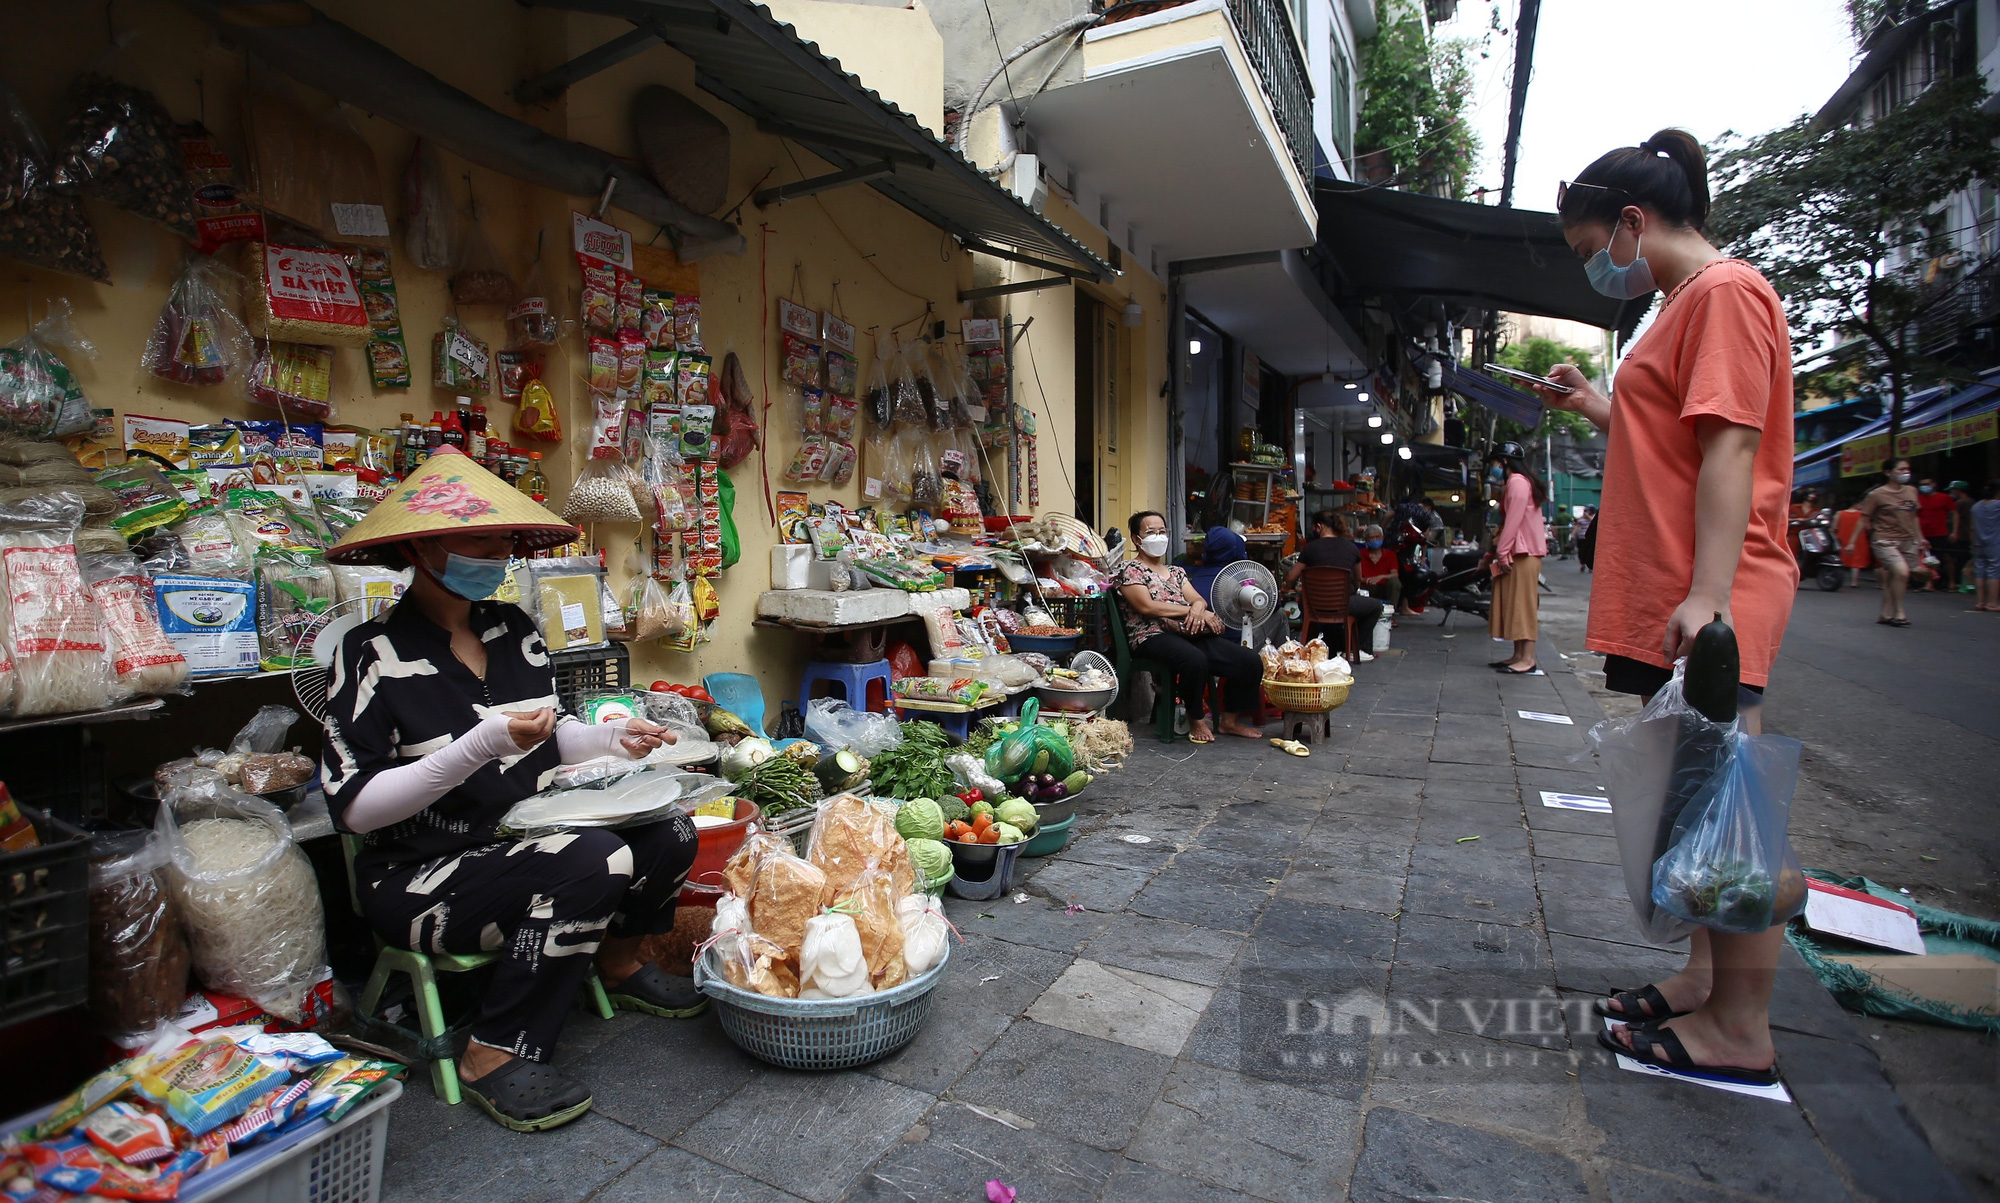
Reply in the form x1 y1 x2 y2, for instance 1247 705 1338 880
775 143 935 305
1017 324 1076 503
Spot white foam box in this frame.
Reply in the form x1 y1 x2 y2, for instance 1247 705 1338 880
905 588 972 613
756 587 911 626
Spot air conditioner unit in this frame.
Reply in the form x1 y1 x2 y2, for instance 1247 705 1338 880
1006 153 1047 214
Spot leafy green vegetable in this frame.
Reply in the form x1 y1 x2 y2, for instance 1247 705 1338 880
735 756 823 816
869 721 958 800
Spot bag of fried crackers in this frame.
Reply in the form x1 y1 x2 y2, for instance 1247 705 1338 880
808 793 914 902
1259 641 1282 679
720 831 791 896
833 866 907 990
1303 636 1330 663
746 845 826 957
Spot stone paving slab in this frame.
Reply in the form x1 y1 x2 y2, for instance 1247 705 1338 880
376 619 1972 1203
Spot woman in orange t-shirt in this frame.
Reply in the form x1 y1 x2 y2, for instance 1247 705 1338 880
1532 129 1795 1087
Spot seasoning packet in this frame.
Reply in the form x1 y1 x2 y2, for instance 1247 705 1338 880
132 1036 286 1136
642 289 674 349
673 294 703 352
578 255 617 334
615 270 644 333
123 414 190 468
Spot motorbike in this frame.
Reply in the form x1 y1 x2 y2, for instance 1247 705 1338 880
1398 531 1492 622
1792 508 1844 592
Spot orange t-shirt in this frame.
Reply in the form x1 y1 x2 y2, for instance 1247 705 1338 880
1587 260 1796 687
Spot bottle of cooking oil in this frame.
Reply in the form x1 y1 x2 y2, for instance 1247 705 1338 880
518 451 549 504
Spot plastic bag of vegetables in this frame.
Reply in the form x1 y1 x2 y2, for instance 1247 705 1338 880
1650 731 1807 934
983 698 1074 783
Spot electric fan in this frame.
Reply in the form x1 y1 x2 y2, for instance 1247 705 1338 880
290 595 398 723
1210 560 1280 647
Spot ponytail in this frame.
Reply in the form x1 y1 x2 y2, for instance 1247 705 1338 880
1559 127 1710 231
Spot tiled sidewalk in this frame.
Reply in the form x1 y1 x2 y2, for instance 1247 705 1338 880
378 620 1974 1202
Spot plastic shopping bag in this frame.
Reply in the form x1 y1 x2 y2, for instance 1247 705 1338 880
1651 732 1808 934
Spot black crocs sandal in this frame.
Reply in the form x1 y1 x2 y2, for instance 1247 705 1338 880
1596 1025 1780 1086
460 1057 593 1132
606 962 709 1018
1591 984 1691 1023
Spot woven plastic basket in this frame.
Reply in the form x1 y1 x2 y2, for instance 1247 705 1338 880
692 940 950 1070
1261 677 1351 713
765 806 818 856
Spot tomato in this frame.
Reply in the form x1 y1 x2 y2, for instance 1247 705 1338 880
651 680 671 692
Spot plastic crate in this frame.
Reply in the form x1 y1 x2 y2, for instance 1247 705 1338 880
186 1079 401 1203
0 807 90 1029
1037 595 1110 654
551 645 631 712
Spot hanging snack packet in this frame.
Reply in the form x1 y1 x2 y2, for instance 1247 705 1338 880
515 363 561 443
497 349 531 402
588 390 629 460
578 255 617 335
245 341 335 421
642 350 677 408
800 384 825 435
642 289 674 349
432 318 491 394
0 298 97 439
617 330 647 400
616 270 645 333
679 403 715 461
824 348 858 398
97 461 187 539
142 255 253 387
824 393 858 441
359 266 410 390
784 435 830 484
676 354 712 409
0 76 108 281
781 332 821 388
673 294 704 352
179 123 263 255
821 439 857 488
586 336 619 396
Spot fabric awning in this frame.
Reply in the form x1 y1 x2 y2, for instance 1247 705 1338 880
534 0 1111 278
1316 181 1649 337
1794 374 2000 478
1437 360 1543 427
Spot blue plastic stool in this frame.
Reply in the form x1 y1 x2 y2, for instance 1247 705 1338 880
703 672 769 737
799 658 892 715
894 703 973 741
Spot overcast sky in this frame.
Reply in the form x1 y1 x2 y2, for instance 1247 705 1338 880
1435 0 1860 212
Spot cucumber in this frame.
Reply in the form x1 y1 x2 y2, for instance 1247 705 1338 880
816 749 868 792
1061 770 1090 794
1682 615 1740 723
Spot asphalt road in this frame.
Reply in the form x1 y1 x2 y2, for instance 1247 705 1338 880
1536 560 2000 1200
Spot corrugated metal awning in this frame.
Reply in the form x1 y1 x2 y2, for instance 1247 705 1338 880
533 0 1111 279
1438 360 1543 427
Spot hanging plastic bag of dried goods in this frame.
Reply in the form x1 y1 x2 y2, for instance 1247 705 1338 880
908 430 944 510
889 345 927 428
508 249 559 348
0 74 108 281
879 426 915 505
142 254 253 388
402 139 459 272
239 71 324 231
563 457 645 525
51 73 198 237
86 829 191 1043
452 199 518 305
714 351 759 468
318 104 389 246
911 346 948 430
0 298 98 438
863 348 893 428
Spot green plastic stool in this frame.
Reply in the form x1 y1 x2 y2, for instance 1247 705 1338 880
343 837 615 1106
1106 599 1181 743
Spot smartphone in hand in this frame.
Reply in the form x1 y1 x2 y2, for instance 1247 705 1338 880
1483 362 1574 394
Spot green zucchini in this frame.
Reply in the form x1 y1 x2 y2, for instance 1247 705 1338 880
1683 615 1740 723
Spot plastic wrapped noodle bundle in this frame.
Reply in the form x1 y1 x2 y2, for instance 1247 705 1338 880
0 491 112 715
82 551 188 699
157 779 329 1021
254 546 334 671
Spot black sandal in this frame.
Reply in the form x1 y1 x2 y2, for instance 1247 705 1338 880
460 1056 593 1132
1591 984 1690 1023
1595 1025 1779 1086
605 962 708 1018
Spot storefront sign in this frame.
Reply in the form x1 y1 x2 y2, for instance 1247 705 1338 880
1841 432 1890 478
1895 410 1997 458
572 211 633 270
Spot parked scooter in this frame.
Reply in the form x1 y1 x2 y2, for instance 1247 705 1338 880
1399 541 1493 621
1792 508 1844 592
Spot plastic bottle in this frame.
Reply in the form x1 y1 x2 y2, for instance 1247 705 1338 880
469 404 489 460
519 451 548 503
424 411 444 450
440 407 466 451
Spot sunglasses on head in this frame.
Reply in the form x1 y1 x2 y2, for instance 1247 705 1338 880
1556 179 1630 208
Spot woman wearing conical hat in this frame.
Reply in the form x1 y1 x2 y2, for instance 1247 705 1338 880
321 448 700 1132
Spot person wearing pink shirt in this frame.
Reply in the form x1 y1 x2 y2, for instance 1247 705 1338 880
1486 442 1550 674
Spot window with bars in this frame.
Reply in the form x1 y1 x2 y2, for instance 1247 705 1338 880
1330 36 1353 163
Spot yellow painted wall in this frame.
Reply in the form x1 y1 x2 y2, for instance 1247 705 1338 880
761 0 946 138
0 0 1161 723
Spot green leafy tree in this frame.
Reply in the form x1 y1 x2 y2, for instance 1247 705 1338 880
1356 0 1482 198
1708 74 2000 442
1496 337 1597 442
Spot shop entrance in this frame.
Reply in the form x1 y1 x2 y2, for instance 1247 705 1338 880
1074 292 1122 529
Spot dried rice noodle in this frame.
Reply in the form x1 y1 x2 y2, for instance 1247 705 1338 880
82 552 188 699
158 783 328 1021
0 492 111 715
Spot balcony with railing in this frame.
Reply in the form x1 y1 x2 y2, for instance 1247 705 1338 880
1020 0 1320 260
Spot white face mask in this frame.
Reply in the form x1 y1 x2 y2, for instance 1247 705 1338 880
1139 533 1170 557
1892 472 1911 485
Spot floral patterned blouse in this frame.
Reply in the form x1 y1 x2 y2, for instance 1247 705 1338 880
1113 559 1193 646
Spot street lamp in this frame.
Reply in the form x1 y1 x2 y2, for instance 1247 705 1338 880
1366 414 1382 428
1189 339 1202 355
1344 381 1357 390
1357 392 1370 402
1379 432 1394 445
1396 446 1412 460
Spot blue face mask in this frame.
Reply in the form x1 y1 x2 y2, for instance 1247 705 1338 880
1366 539 1383 549
1487 465 1506 483
431 551 510 600
1584 222 1657 300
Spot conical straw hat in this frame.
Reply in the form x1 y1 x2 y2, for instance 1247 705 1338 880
327 447 577 564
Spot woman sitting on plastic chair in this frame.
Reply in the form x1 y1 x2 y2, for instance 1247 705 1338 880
1284 511 1385 660
1112 510 1264 744
318 450 701 1134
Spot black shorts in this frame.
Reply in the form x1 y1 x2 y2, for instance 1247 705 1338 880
1603 654 1765 709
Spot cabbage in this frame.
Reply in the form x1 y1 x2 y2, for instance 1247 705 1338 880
994 798 1038 834
906 838 952 883
993 822 1026 845
895 797 945 842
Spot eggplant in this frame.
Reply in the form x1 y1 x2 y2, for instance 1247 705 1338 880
1041 783 1068 802
1654 616 1740 864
